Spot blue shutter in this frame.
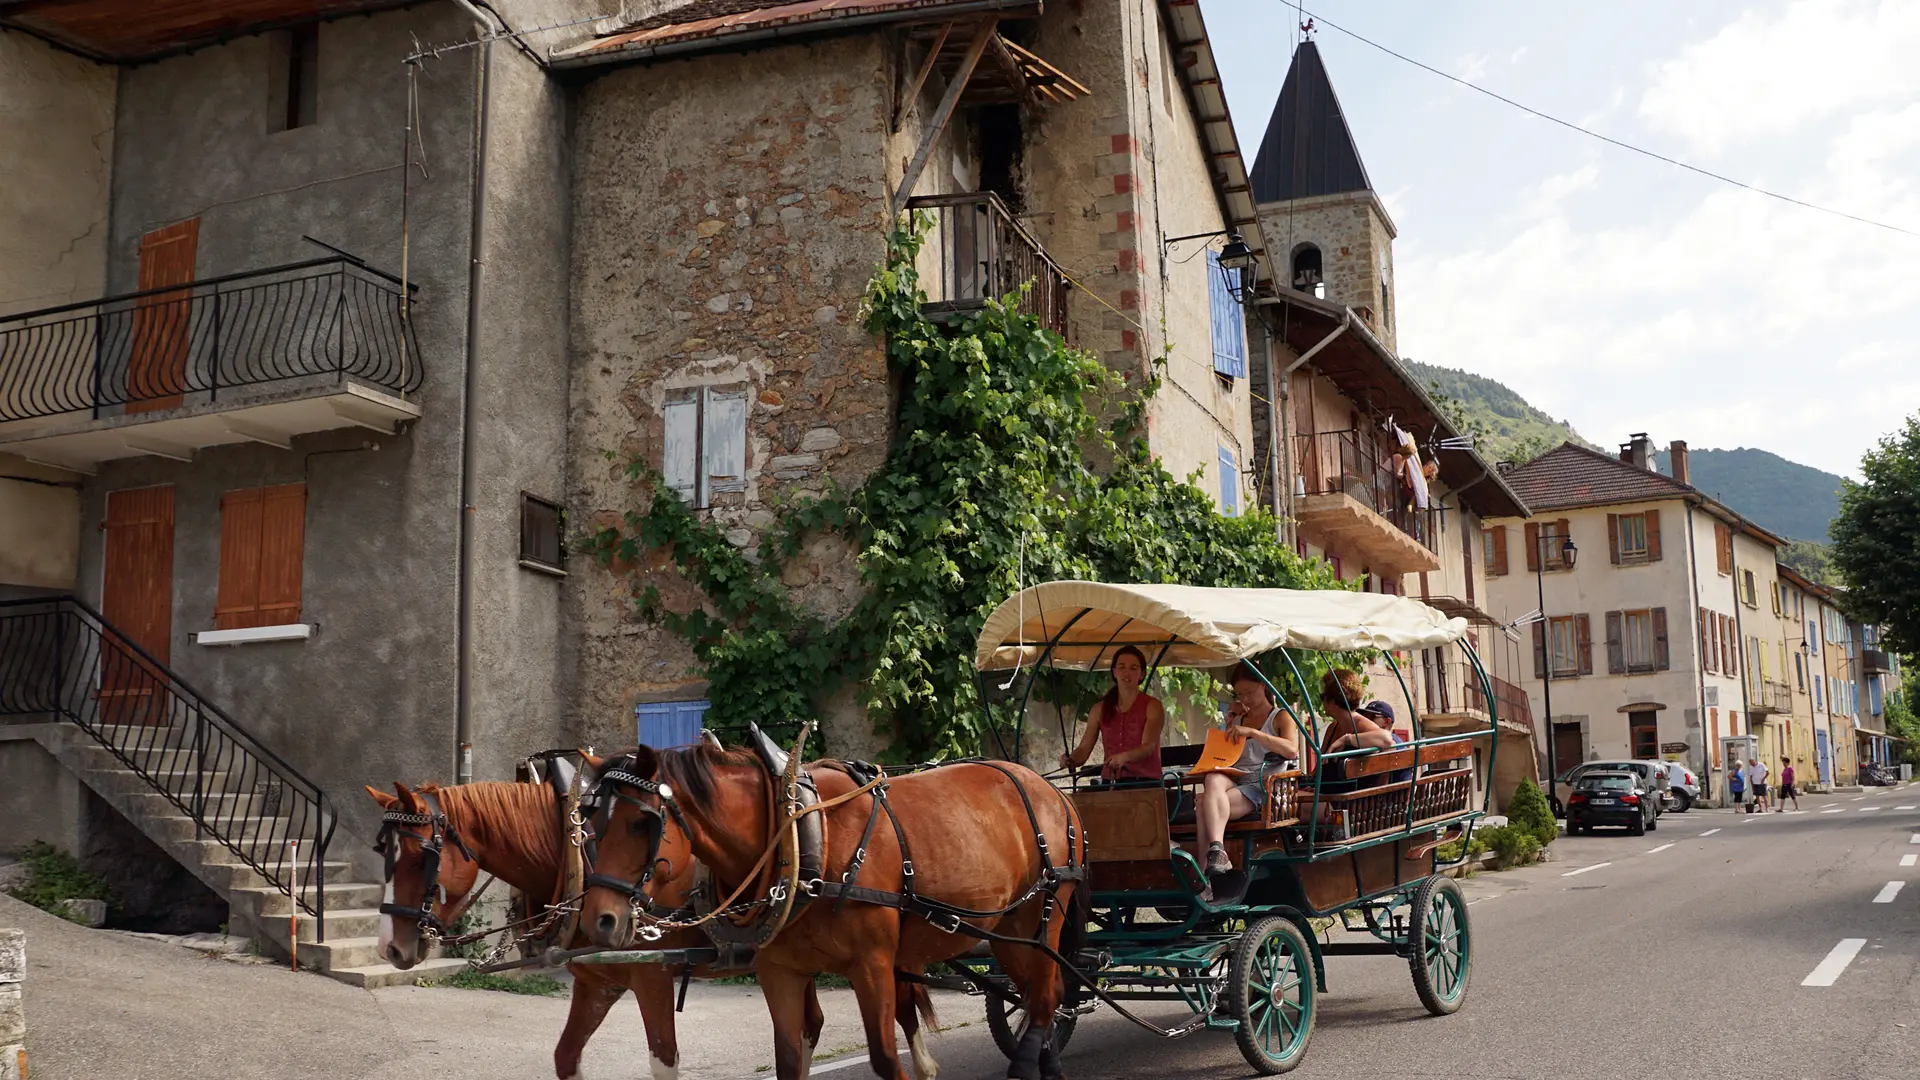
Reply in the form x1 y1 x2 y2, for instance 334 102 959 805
1207 248 1247 379
1218 446 1238 516
636 700 709 749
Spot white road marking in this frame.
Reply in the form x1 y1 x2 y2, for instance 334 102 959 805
1912 834 1920 844
1853 796 1868 802
1700 828 1722 836
1646 843 1674 854
1861 807 1882 812
1802 939 1868 986
1898 805 1917 810
1901 855 1917 868
1562 862 1612 877
1872 882 1905 904
1822 808 1846 814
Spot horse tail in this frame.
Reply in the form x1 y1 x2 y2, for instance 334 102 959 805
898 972 940 1031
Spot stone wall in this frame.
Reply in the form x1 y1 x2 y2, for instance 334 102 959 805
1257 190 1397 353
565 35 897 756
0 928 21 1080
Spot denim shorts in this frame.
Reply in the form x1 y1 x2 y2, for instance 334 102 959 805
1234 779 1267 812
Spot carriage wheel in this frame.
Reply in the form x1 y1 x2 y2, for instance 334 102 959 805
1408 875 1471 1016
984 993 1077 1060
1227 917 1315 1074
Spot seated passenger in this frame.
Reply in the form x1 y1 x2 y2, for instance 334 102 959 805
1195 663 1303 876
1059 645 1164 783
1318 669 1397 779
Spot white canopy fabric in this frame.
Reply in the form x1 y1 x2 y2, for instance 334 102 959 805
973 581 1469 672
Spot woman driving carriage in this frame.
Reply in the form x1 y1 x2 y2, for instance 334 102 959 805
1058 644 1165 782
1193 662 1305 875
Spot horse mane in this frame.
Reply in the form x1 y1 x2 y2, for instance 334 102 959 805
415 780 560 872
652 742 759 806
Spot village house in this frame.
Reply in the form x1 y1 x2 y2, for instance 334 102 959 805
1240 38 1536 812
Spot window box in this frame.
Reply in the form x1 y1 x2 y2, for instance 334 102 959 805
195 623 313 646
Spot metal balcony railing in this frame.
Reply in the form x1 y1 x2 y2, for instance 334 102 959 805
1293 428 1439 551
1411 659 1533 733
0 596 335 930
906 192 1070 339
0 257 421 424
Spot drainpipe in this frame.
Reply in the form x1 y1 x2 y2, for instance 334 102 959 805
454 0 500 784
1685 500 1713 803
1260 306 1351 547
1729 522 1752 782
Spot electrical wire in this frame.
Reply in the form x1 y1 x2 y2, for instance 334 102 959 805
1296 7 1920 239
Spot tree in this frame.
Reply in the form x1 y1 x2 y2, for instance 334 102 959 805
1830 416 1920 655
1501 433 1559 466
1779 539 1838 587
1506 777 1556 847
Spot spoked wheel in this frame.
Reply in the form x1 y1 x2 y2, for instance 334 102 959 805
1408 875 1471 1016
984 991 1078 1060
1227 916 1315 1074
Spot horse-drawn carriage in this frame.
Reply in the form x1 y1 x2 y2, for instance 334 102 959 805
956 582 1488 1074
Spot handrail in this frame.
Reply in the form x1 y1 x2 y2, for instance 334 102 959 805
1292 427 1438 552
0 257 421 425
0 595 334 932
905 191 1071 339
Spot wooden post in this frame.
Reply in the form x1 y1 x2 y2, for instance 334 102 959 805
287 839 299 972
892 19 997 211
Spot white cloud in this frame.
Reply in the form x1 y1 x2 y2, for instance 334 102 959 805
1509 45 1529 65
1639 0 1920 155
1453 52 1489 82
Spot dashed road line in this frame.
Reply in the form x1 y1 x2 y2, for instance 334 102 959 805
1853 796 1868 802
1700 828 1722 837
1872 881 1905 904
1822 808 1847 814
1861 807 1882 812
1803 939 1868 986
1912 834 1920 844
1646 843 1674 854
1562 862 1612 877
1899 805 1917 810
1901 854 1917 868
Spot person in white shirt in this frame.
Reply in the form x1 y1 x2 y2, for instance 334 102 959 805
1748 757 1770 812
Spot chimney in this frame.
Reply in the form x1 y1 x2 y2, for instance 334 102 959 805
1670 440 1690 486
1626 432 1654 471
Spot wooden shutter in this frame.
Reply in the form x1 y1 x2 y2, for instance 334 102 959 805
1491 526 1509 576
1218 446 1238 515
704 387 748 498
1699 608 1714 674
1605 611 1624 674
216 483 305 629
1524 521 1541 572
1555 519 1571 566
128 219 200 414
1645 509 1662 561
662 391 699 504
1653 607 1669 670
1607 514 1621 564
1207 248 1247 378
1576 613 1593 675
1714 522 1732 574
1532 621 1546 679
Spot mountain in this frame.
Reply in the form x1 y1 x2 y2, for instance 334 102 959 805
1653 447 1844 543
1404 361 1597 463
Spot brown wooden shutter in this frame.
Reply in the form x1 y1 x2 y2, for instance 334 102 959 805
1699 607 1714 673
1532 621 1546 680
1524 521 1541 572
1576 613 1594 675
1607 514 1621 564
1605 611 1624 673
1653 607 1670 670
128 219 199 414
215 488 265 630
1646 509 1662 561
1492 526 1509 576
257 483 306 626
1715 522 1732 574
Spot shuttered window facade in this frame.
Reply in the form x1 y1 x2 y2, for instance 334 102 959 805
215 483 306 630
663 386 748 509
1607 509 1662 564
1207 248 1247 379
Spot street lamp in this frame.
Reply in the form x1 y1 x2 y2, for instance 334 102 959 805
1163 230 1260 303
1539 532 1578 811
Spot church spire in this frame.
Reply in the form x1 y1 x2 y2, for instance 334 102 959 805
1249 40 1374 203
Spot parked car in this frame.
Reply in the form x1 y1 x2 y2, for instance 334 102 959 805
1553 760 1672 817
1659 761 1700 812
1565 771 1659 836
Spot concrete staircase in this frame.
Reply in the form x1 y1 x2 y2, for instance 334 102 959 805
29 722 467 988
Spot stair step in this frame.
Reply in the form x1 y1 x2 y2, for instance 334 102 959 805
235 880 384 916
131 790 288 817
143 814 302 843
324 956 471 989
299 935 389 972
201 858 357 891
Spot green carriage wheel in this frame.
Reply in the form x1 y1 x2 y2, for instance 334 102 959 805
1408 875 1471 1015
1226 917 1316 1074
984 993 1077 1060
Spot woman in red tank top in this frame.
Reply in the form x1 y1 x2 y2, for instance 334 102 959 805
1059 646 1165 781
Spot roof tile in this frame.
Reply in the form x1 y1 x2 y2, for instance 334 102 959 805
1500 442 1692 512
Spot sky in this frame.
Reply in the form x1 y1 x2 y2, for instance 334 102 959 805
1203 0 1920 479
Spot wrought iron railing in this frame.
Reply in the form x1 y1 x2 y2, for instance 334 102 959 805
1293 428 1439 550
906 192 1070 339
0 596 334 932
1411 659 1532 733
0 257 420 424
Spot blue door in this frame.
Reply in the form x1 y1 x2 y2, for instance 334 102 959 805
636 700 710 749
1815 729 1831 784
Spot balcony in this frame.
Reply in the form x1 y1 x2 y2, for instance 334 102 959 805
0 258 421 471
905 192 1070 340
1291 429 1442 575
1863 649 1891 675
1410 660 1533 736
1751 679 1794 716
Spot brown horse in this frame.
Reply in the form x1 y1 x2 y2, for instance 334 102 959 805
366 780 936 1080
578 745 1086 1080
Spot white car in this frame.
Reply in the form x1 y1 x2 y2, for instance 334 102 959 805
1554 760 1675 816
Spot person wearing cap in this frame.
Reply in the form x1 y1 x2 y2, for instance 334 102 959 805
1317 669 1399 779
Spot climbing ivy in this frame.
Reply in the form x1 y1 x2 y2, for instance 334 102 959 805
589 220 1348 761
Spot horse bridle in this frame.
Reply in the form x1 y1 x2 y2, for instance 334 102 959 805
582 757 684 903
374 788 477 936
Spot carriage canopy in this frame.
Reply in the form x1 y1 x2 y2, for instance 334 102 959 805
973 582 1470 672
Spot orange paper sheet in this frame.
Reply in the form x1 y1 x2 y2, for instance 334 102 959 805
1186 727 1248 778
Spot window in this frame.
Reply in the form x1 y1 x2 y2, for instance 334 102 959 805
1608 510 1660 563
1795 652 1805 691
1699 607 1715 674
1815 676 1824 711
270 24 320 132
215 483 307 629
1525 518 1573 572
519 493 566 574
1740 569 1757 607
1483 526 1509 576
1290 244 1323 294
1534 614 1590 679
1608 608 1668 674
1218 446 1239 516
1629 710 1659 760
1207 248 1247 380
1713 521 1733 575
663 385 748 509
1328 555 1343 580
636 699 710 749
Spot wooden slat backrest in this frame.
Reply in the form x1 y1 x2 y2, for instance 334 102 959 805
1344 738 1473 780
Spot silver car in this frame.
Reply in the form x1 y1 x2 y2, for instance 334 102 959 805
1658 761 1701 812
1554 760 1674 817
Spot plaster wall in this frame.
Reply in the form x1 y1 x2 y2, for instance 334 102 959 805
1728 530 1786 760
0 736 88 857
0 458 80 590
0 29 114 317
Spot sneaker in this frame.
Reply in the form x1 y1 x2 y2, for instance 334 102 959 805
1205 845 1232 876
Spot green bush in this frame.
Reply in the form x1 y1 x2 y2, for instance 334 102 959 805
1507 777 1557 847
421 969 569 996
5 842 110 923
1481 824 1541 869
1435 832 1490 864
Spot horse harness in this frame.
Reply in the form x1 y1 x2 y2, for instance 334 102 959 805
374 786 477 938
591 722 1084 952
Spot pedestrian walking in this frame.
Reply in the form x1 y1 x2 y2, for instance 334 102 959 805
1729 760 1746 809
1778 759 1801 811
1749 757 1770 813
